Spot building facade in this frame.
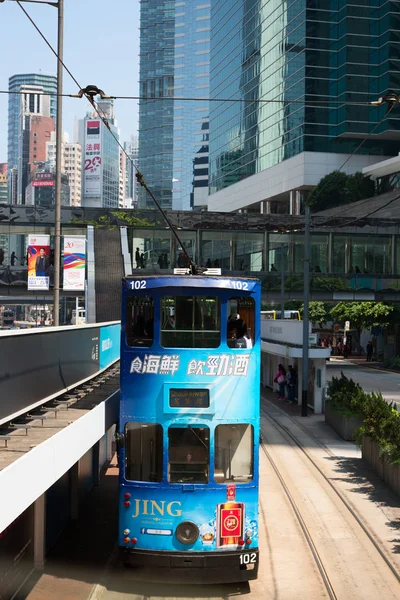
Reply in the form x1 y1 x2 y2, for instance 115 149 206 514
124 137 139 209
75 102 120 208
0 163 7 204
25 163 70 207
8 74 57 203
208 1 400 213
46 132 82 206
138 1 210 211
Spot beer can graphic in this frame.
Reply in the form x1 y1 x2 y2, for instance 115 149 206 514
216 502 245 547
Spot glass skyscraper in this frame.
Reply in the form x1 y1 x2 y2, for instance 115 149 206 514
138 1 210 210
8 73 57 196
209 1 400 196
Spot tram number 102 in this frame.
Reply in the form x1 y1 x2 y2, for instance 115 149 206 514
239 552 257 565
129 280 147 290
231 281 249 291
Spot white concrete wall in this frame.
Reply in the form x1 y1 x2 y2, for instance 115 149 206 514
208 151 392 213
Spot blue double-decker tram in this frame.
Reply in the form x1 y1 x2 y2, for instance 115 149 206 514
118 271 260 583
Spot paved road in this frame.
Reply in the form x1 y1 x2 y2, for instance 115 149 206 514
327 361 400 406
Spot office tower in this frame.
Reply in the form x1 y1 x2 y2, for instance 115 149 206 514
124 136 139 208
0 163 7 203
46 132 82 206
75 99 120 208
25 161 70 207
208 1 400 213
8 73 57 203
138 1 210 210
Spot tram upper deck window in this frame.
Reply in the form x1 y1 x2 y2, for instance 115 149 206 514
227 297 255 348
126 296 154 347
168 426 209 484
125 423 163 482
214 424 254 483
161 296 220 348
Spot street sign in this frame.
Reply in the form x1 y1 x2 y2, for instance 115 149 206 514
345 320 350 331
308 333 317 345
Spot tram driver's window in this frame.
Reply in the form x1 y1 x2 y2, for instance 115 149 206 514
161 296 220 348
125 423 163 482
227 297 255 349
214 424 254 483
168 426 209 483
126 296 154 347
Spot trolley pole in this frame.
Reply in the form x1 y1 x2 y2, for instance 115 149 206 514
53 0 64 327
301 205 311 417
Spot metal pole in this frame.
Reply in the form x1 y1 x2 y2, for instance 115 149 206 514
301 205 311 417
53 0 63 326
280 243 285 319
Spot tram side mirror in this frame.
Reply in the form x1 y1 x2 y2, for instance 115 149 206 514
115 432 125 449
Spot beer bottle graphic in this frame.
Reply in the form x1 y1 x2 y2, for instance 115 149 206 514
216 502 244 547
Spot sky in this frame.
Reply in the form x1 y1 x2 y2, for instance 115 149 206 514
0 0 140 162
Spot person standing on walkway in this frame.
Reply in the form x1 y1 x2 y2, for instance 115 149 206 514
366 340 373 362
274 364 286 401
286 365 298 404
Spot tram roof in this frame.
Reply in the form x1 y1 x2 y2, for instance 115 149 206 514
124 272 260 282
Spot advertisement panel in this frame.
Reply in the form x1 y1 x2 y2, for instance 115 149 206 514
27 234 50 291
99 323 120 369
84 119 102 197
63 235 86 291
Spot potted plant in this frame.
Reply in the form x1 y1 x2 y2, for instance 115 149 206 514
325 373 364 441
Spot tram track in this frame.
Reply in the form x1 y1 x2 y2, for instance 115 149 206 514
260 400 400 599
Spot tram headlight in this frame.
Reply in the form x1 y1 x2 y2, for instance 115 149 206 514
123 529 130 536
175 521 199 545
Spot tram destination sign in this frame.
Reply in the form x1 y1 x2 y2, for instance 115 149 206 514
169 388 210 408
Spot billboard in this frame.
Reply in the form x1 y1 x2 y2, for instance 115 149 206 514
27 234 50 290
63 235 86 291
32 180 54 187
84 119 102 197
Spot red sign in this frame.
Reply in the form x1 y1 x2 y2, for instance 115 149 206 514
227 484 236 501
220 508 242 538
32 180 54 187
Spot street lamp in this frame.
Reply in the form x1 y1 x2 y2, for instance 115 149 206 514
1 0 63 326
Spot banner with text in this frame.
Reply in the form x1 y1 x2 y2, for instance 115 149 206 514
63 236 86 291
27 234 50 290
84 119 102 197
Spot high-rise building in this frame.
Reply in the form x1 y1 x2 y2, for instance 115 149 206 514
0 163 7 203
8 73 57 203
46 132 82 206
138 1 210 211
138 1 175 210
208 1 400 213
25 162 70 207
124 136 139 208
75 99 120 208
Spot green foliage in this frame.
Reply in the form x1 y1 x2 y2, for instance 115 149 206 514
71 211 154 229
383 357 400 370
325 372 365 417
327 372 400 464
300 301 329 326
307 170 375 212
329 302 394 333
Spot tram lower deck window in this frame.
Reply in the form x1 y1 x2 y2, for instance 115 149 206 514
168 426 209 483
214 424 254 483
125 423 163 482
161 296 220 348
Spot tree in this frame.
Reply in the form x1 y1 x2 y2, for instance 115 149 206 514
300 301 329 327
307 170 375 212
329 302 394 341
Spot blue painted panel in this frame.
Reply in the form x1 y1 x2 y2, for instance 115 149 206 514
100 324 120 370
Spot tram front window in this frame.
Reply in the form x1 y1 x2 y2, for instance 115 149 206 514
126 296 154 347
168 426 209 483
161 296 220 348
214 424 253 483
125 423 163 482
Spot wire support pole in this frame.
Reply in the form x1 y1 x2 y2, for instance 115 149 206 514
53 0 63 327
301 206 311 417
